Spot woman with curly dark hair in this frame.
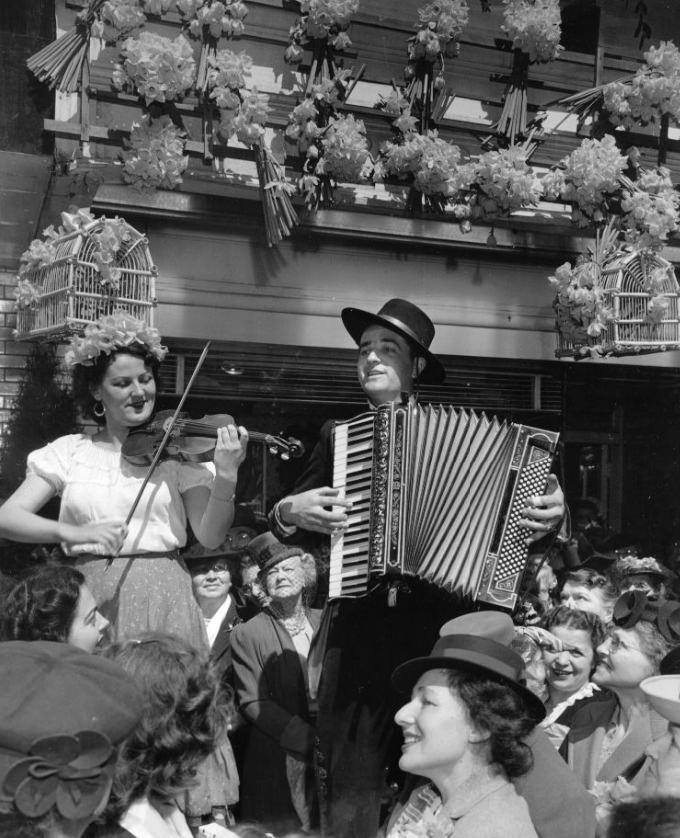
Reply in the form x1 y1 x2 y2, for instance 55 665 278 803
1 564 109 652
384 617 546 838
559 568 620 623
539 605 608 748
91 632 231 838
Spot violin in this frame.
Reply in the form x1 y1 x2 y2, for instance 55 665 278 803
122 410 304 466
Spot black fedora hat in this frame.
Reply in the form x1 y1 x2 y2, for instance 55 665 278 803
391 631 546 722
341 298 445 385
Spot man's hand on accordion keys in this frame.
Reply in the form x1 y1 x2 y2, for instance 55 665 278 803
278 487 353 535
519 474 566 545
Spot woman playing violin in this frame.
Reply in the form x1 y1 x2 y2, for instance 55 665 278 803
0 312 248 647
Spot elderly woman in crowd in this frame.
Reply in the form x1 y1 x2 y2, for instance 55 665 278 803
561 592 680 834
0 564 109 652
540 606 607 748
92 632 228 838
559 568 620 623
231 532 321 834
0 641 143 838
384 617 547 838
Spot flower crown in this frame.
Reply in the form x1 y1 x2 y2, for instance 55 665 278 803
64 312 167 368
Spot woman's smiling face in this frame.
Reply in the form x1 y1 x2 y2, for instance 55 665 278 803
543 625 595 696
394 668 477 783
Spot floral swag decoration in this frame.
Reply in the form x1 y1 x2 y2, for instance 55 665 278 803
0 730 115 820
14 210 135 311
112 30 196 105
122 115 189 191
64 311 168 368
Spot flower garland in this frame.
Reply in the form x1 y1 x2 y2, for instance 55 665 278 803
620 167 679 252
602 41 680 129
285 0 360 66
495 0 562 146
206 49 299 244
501 0 563 63
462 143 544 219
542 135 628 226
64 312 168 367
122 115 189 191
376 130 464 213
94 0 147 43
112 31 196 105
285 68 369 207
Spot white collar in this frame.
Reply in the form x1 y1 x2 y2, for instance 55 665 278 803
120 798 193 838
205 594 232 647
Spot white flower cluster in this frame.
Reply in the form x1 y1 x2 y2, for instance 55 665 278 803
379 131 463 198
315 113 372 182
602 40 680 128
178 0 248 39
542 135 628 226
122 115 188 191
464 145 543 218
112 32 196 105
409 0 469 61
501 0 563 62
94 0 146 43
620 167 679 252
285 0 360 63
549 259 615 340
206 49 270 146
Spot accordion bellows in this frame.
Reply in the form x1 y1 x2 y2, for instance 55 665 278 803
330 403 559 611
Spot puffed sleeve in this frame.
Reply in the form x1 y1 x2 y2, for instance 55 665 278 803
177 460 216 493
25 435 79 495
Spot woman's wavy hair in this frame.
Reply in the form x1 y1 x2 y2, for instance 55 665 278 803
629 620 674 673
99 632 223 823
0 810 57 838
0 565 84 643
560 568 620 608
71 344 161 425
445 669 535 779
542 605 607 659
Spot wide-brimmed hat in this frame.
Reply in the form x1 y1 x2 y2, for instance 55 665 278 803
613 590 680 643
640 675 680 725
0 641 143 820
341 298 445 385
247 531 303 574
391 611 546 722
182 526 259 566
616 555 669 581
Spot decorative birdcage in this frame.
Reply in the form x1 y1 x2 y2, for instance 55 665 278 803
555 247 680 358
14 213 157 342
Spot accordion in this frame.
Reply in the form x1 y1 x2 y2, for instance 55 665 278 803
329 403 559 611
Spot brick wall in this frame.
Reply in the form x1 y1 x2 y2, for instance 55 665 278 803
0 270 32 442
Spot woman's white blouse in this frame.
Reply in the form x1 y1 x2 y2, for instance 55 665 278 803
27 434 215 555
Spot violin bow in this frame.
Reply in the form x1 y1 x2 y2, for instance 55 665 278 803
107 341 212 566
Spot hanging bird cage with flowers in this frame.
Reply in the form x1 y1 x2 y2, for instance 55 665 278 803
14 210 157 342
551 223 680 358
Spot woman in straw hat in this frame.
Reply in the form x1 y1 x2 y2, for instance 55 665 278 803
385 621 547 838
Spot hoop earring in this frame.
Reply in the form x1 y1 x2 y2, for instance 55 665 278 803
93 401 105 418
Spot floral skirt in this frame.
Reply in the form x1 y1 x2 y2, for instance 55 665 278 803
71 553 208 650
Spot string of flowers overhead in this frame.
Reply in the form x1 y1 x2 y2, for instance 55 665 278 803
493 0 562 146
206 49 299 244
283 0 368 208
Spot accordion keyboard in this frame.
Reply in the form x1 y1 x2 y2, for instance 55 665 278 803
328 412 375 597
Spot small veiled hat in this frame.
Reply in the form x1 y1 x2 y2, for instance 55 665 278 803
247 531 303 574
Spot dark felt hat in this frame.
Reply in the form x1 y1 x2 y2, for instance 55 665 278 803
247 531 303 574
391 612 546 722
0 641 143 819
613 590 680 643
341 298 445 384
